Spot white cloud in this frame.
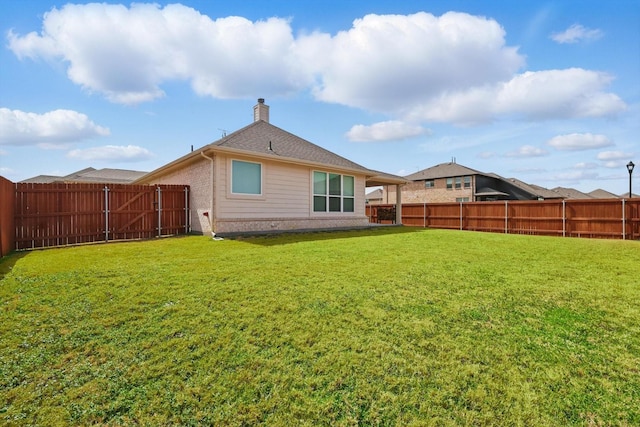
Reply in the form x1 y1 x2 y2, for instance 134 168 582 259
345 121 428 142
596 150 634 168
597 150 632 161
413 69 625 125
551 24 603 44
6 6 625 125
554 170 599 181
0 108 110 146
7 3 308 104
303 12 524 113
67 145 152 162
547 133 613 151
505 145 548 158
574 162 598 170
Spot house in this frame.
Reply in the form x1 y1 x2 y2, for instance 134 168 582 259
365 188 383 205
135 99 406 235
550 187 594 199
588 189 618 199
20 167 147 184
389 161 562 203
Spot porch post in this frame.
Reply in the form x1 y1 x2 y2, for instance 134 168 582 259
395 184 402 225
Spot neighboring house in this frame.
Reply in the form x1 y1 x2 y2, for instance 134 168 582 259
550 187 594 199
390 161 561 203
365 188 383 205
588 189 618 199
21 167 147 184
135 99 406 235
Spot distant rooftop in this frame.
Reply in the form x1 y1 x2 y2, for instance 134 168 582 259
20 168 147 184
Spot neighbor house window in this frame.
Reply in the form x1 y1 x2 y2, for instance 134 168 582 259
464 176 471 189
456 197 470 202
446 178 453 190
455 177 462 189
313 171 354 212
231 160 261 195
425 179 435 188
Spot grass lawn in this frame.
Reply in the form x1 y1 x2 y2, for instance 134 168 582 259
1 227 639 426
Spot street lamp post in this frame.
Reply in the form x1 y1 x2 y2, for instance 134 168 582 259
627 161 635 198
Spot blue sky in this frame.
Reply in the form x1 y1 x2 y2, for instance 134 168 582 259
1 0 638 194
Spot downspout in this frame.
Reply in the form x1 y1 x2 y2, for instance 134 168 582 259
201 151 221 239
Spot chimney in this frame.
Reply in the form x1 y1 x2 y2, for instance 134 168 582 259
253 98 269 123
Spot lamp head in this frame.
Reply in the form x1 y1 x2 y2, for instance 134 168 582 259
627 161 635 174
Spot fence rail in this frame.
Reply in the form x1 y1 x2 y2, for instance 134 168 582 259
367 199 640 240
12 182 190 251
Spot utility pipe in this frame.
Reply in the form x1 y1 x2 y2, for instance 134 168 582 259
200 151 220 239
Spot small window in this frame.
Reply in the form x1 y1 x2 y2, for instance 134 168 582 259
456 197 470 202
231 160 261 195
464 176 471 189
455 177 462 189
446 178 453 190
425 179 435 188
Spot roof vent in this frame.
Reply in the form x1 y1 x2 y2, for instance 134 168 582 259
253 98 269 123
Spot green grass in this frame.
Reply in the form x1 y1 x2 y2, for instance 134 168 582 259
1 228 639 426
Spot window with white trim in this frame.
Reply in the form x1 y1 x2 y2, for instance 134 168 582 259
231 160 261 195
313 171 355 212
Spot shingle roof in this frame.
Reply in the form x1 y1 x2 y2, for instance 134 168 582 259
138 119 407 185
404 162 484 181
551 187 594 199
211 120 371 172
588 189 618 199
20 168 147 184
504 177 563 199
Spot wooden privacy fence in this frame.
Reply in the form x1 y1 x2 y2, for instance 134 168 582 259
367 199 640 240
12 182 190 250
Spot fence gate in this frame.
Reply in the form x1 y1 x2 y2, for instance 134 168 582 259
14 183 189 250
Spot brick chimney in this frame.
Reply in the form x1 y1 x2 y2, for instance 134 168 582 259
253 98 269 123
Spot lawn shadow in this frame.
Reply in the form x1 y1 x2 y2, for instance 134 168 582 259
222 225 425 246
0 251 28 281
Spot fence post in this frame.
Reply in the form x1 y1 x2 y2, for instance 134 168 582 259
104 186 110 242
157 186 162 237
562 199 566 237
423 203 426 228
459 202 463 230
504 200 508 233
622 198 626 240
184 186 190 234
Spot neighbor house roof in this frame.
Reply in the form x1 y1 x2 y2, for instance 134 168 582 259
551 187 594 199
588 189 618 199
405 162 484 181
503 177 563 200
136 120 407 186
21 168 147 184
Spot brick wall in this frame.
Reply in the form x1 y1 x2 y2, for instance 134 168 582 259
386 178 474 204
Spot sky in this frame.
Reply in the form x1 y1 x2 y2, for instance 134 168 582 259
1 0 639 195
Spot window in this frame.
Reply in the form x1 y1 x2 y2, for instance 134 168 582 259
313 171 354 212
231 160 261 195
464 176 471 189
455 177 462 189
456 197 470 202
446 178 453 190
425 179 435 188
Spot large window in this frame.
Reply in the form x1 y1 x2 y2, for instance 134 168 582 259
231 160 261 195
313 171 354 212
425 179 435 188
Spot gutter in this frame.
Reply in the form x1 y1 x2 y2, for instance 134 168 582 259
200 151 222 240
